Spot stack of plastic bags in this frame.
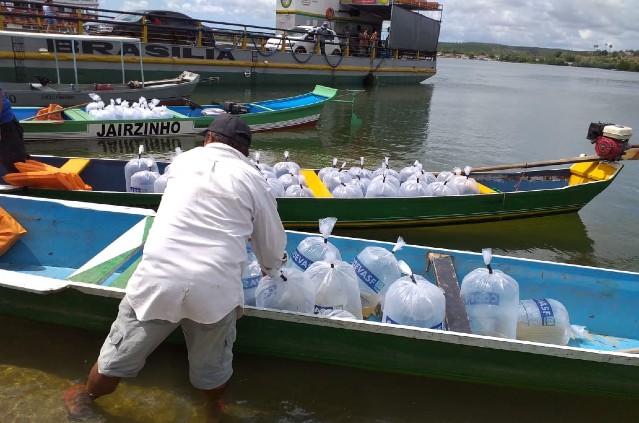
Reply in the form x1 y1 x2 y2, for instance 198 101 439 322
124 145 160 193
86 94 173 120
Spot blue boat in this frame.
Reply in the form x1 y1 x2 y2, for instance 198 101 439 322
0 194 637 398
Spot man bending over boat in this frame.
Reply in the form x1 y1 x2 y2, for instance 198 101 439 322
0 84 31 173
64 113 288 422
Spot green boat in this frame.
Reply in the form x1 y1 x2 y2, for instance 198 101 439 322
0 153 629 229
13 85 338 140
0 194 637 398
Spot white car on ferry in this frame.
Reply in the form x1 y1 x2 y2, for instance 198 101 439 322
264 25 342 55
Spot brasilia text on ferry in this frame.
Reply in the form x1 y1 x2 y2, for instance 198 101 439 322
94 121 183 137
45 40 236 60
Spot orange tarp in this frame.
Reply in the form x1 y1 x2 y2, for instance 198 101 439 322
3 159 92 191
33 104 63 121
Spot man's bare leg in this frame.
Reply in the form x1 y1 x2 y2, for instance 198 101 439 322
202 382 227 423
64 362 121 420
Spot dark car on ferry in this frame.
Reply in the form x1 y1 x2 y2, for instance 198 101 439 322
82 10 215 46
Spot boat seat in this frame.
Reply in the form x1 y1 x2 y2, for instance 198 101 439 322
476 182 496 194
299 169 333 198
427 252 472 334
167 109 188 118
66 216 153 286
568 161 617 185
59 158 90 174
64 109 94 121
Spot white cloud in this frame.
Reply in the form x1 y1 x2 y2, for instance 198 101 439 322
442 0 639 50
104 0 639 50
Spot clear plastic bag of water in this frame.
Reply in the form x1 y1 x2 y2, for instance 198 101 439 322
449 166 480 195
517 298 572 345
382 260 446 329
266 177 286 197
352 236 405 319
124 145 159 192
332 182 364 198
460 248 520 339
255 267 315 313
285 184 314 197
273 150 300 177
398 178 434 197
154 173 169 193
429 180 460 197
278 173 300 190
372 157 400 180
365 176 399 198
130 169 160 193
305 251 363 319
348 157 373 180
242 253 263 306
290 217 341 271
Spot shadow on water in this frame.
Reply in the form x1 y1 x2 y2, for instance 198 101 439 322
338 213 598 268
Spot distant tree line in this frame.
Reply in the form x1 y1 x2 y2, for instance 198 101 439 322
438 42 639 72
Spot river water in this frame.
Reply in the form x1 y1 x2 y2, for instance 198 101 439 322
2 58 638 422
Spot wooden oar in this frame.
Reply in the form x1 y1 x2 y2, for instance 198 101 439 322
470 148 639 173
20 102 92 122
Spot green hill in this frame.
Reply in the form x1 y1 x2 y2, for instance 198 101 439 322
437 42 639 72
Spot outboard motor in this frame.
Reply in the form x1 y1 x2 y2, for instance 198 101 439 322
587 122 633 160
223 101 249 114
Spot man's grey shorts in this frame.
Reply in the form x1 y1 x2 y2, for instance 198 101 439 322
98 297 237 390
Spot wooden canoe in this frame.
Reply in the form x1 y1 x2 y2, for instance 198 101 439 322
13 85 338 140
3 71 201 108
0 154 624 229
0 193 637 398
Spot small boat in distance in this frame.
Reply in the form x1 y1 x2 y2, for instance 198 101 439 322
0 31 201 107
0 193 637 398
3 70 201 107
13 85 338 140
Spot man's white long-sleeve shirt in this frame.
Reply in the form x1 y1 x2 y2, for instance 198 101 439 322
126 143 287 324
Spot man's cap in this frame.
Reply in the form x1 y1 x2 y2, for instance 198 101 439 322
322 22 328 27
201 113 252 147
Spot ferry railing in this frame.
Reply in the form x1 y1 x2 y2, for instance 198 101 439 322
0 1 437 61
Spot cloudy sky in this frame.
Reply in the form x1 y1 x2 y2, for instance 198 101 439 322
108 0 639 51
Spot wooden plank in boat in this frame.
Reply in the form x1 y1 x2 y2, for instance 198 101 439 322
428 252 472 334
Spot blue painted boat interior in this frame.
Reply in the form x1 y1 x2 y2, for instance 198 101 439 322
13 108 42 120
0 195 146 276
14 91 325 121
284 231 639 351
